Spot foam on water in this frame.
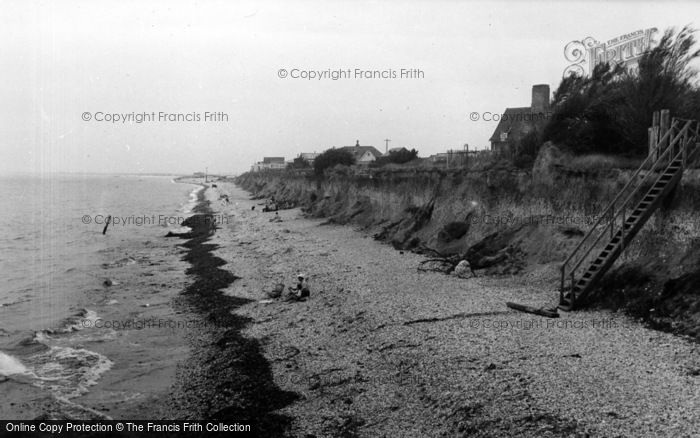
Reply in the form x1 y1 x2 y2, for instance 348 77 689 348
168 185 203 234
181 185 203 215
38 309 100 336
0 175 200 415
31 346 114 399
0 351 30 376
7 308 116 402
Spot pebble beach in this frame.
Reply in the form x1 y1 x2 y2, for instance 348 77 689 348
197 180 700 437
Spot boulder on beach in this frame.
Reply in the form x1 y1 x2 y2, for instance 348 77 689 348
266 283 285 298
453 260 473 279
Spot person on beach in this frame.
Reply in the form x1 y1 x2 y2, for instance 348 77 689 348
286 273 310 301
270 211 282 223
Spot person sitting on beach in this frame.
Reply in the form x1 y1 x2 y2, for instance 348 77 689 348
287 273 310 301
263 201 277 212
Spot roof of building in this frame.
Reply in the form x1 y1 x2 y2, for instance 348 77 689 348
388 147 409 153
488 107 547 143
339 145 383 161
263 157 285 163
299 152 320 160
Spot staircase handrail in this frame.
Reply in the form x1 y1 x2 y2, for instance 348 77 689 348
560 118 697 292
565 119 693 284
613 120 694 221
560 120 677 283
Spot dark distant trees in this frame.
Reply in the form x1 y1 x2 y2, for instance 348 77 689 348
287 156 311 169
372 148 419 166
313 148 355 175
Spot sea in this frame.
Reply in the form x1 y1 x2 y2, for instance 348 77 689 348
0 173 200 413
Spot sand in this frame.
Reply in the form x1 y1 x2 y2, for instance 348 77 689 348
204 180 699 437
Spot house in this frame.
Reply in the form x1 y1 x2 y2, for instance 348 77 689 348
251 157 286 172
298 152 320 165
489 84 550 156
339 140 383 164
427 149 471 167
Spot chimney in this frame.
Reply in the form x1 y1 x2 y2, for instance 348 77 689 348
531 84 550 114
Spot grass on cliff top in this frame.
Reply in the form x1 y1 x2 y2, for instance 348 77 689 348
563 153 643 172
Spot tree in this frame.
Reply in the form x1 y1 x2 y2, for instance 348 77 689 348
288 156 310 169
615 25 700 149
543 25 700 156
543 62 627 154
372 148 419 166
313 148 355 175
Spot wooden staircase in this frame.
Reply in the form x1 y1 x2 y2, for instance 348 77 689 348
559 112 700 311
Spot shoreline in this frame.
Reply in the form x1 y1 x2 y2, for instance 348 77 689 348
202 181 699 437
164 182 296 434
0 176 198 420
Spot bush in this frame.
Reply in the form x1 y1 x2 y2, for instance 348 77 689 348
566 154 642 172
313 148 355 176
288 156 311 169
513 130 541 168
543 62 627 155
372 148 419 167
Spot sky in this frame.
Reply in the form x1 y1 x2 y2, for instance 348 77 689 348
1 0 699 175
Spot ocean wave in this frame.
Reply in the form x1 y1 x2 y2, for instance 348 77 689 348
180 186 204 215
101 256 137 269
0 351 30 376
31 346 113 399
2 308 115 403
40 309 100 336
0 298 31 308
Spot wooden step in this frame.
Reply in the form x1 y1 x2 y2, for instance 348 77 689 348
559 123 698 311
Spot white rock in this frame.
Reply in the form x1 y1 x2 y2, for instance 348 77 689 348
453 260 473 279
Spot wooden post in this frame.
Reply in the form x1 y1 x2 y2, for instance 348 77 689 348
681 122 691 170
682 125 688 168
621 209 626 250
650 111 660 161
560 265 565 292
660 109 671 154
570 272 575 301
102 215 112 235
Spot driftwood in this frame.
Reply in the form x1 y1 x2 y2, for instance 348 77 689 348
506 301 559 318
403 310 511 326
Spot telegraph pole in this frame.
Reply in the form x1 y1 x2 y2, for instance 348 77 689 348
205 167 208 183
384 139 391 154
